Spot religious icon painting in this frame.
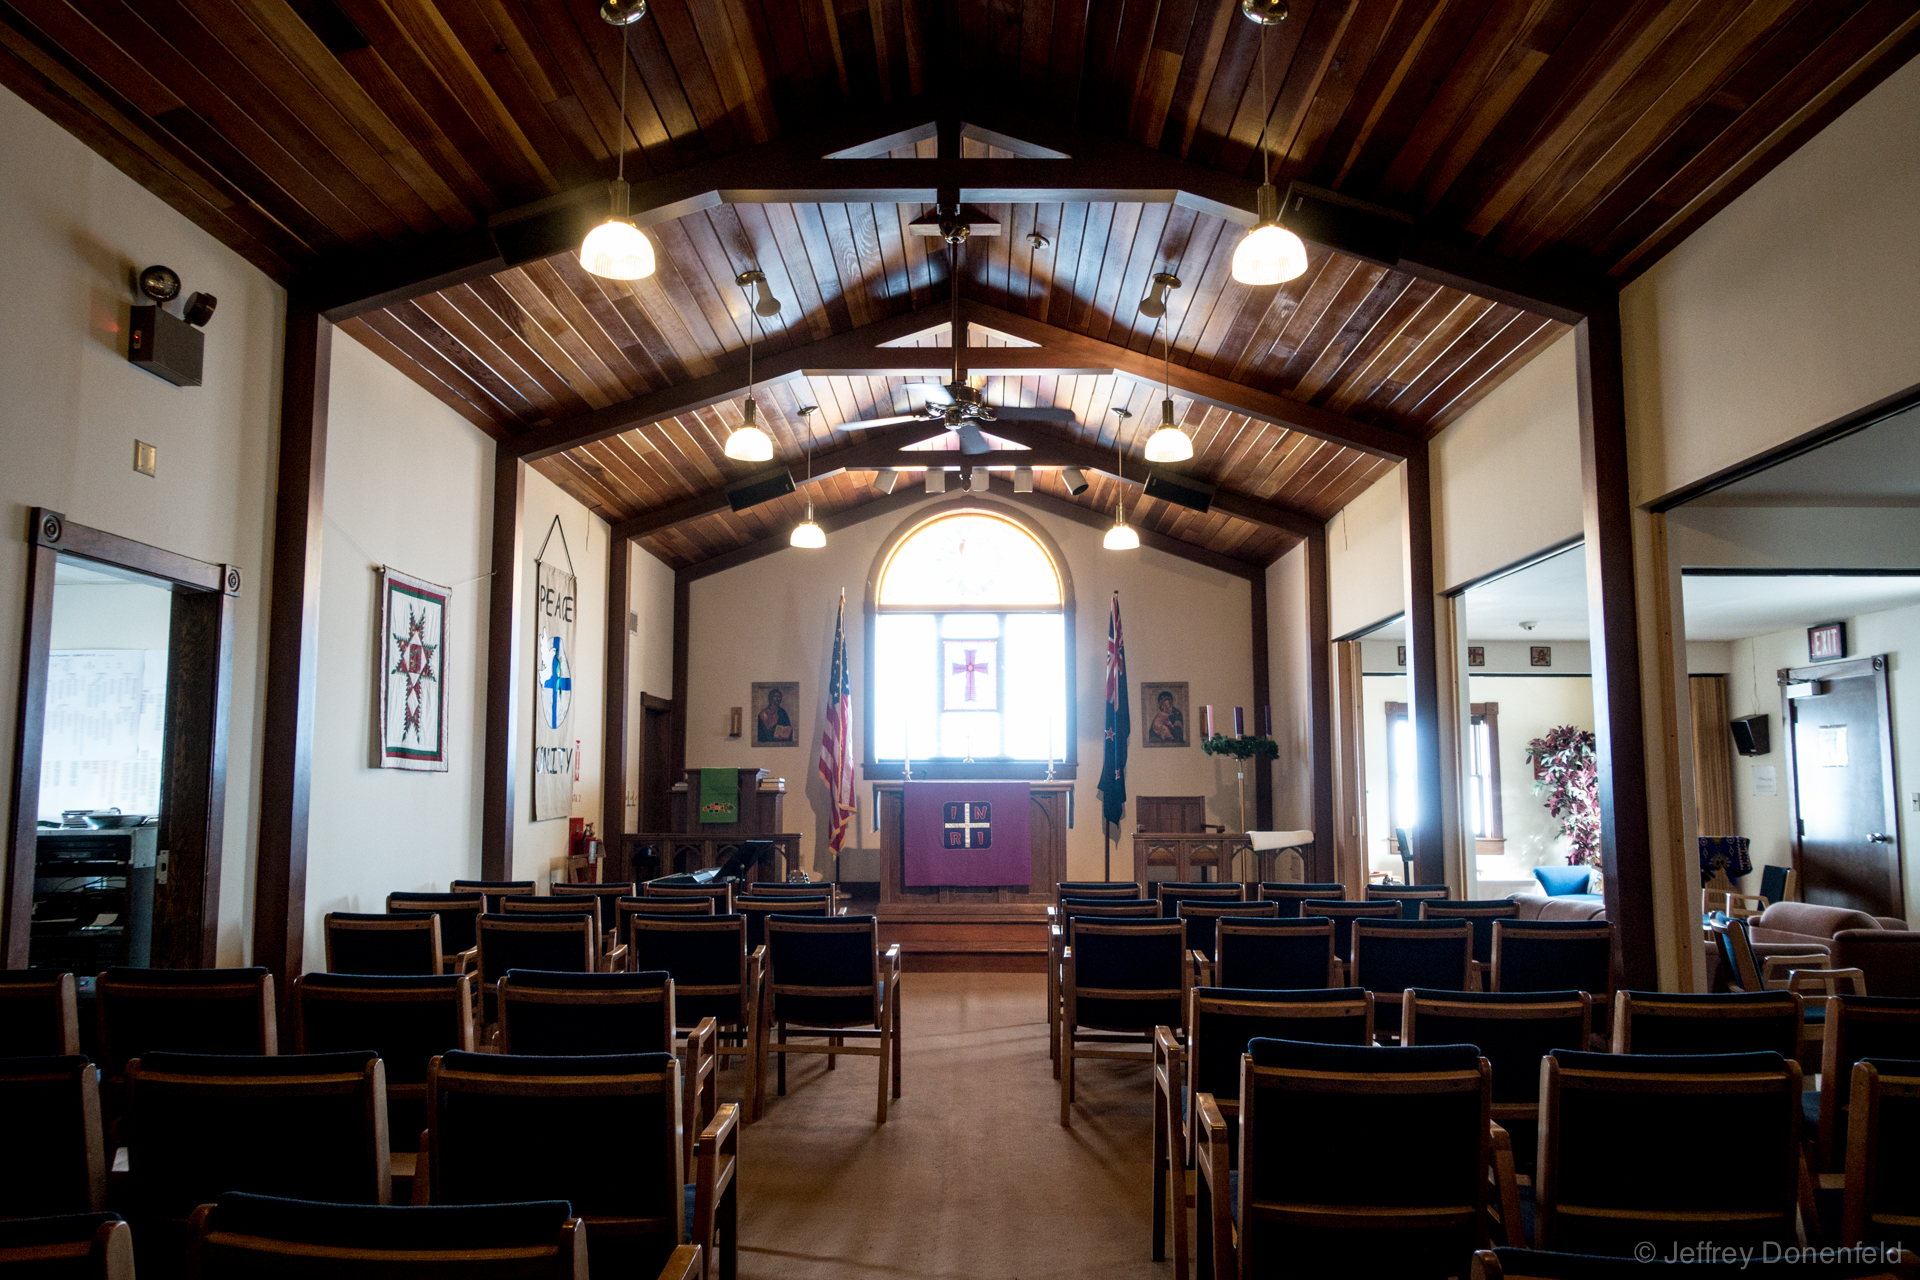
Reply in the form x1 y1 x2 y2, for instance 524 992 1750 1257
941 640 998 710
1140 682 1189 747
377 566 450 772
942 801 993 849
751 681 800 746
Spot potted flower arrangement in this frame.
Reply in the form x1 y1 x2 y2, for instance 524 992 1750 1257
1524 725 1600 866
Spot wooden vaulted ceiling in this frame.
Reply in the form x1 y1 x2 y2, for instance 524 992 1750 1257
5 0 1914 569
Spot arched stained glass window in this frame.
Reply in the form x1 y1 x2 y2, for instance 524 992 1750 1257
870 509 1069 767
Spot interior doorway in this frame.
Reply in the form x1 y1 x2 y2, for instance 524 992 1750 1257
1782 657 1902 916
5 509 238 973
638 693 674 833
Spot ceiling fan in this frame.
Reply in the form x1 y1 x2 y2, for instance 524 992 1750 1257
844 218 1077 455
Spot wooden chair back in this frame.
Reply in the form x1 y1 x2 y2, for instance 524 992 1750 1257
0 1055 106 1216
618 896 716 936
475 916 598 1023
1187 988 1374 1119
187 1192 586 1279
1492 920 1613 998
557 882 638 935
735 893 830 951
1136 796 1207 833
325 911 443 976
127 1050 390 1262
1420 899 1520 968
1537 1049 1800 1255
292 973 474 1144
386 892 487 957
1366 883 1452 920
1835 930 1920 998
428 1051 684 1280
1816 995 1920 1172
1156 882 1245 913
1057 897 1160 919
1215 918 1339 989
1056 881 1143 901
626 914 752 1030
748 881 843 912
1610 990 1801 1056
1350 919 1473 1034
0 1214 132 1280
1063 918 1188 1035
450 880 537 914
501 895 604 920
1255 882 1345 917
1707 916 1767 992
765 915 885 1029
497 970 676 1056
643 882 734 914
1843 1057 1920 1248
1301 899 1401 964
0 971 81 1056
1238 1039 1491 1273
1175 899 1278 958
95 967 277 1106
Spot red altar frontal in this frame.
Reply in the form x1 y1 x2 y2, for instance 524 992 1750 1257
874 781 1072 972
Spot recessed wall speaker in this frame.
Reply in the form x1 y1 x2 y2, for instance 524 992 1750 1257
1282 182 1414 268
1143 470 1214 513
1729 714 1770 757
725 469 795 512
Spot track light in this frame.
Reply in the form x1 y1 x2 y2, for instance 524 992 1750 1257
873 468 899 495
736 269 781 317
724 395 773 461
1138 271 1180 319
1061 467 1088 496
969 468 989 493
1231 1 1307 288
1013 467 1033 494
926 469 946 494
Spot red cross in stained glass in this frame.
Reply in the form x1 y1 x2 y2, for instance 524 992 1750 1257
951 648 991 702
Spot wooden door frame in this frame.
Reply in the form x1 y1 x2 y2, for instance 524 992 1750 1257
1779 654 1902 917
5 508 240 968
1332 640 1366 898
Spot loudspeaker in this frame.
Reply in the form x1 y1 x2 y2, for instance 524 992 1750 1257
1143 470 1214 513
1282 183 1415 269
1729 714 1770 757
726 469 795 512
128 305 204 387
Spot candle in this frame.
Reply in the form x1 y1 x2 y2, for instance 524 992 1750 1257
1263 704 1272 735
1203 705 1215 738
1233 706 1245 736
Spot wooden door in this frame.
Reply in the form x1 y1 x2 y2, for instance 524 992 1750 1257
640 697 673 832
1783 657 1902 917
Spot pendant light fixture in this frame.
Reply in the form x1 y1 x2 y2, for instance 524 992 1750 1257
580 2 656 281
790 405 826 548
1104 410 1140 551
1143 311 1193 463
1231 0 1308 287
724 271 775 461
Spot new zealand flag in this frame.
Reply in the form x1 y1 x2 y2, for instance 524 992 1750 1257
1097 593 1129 827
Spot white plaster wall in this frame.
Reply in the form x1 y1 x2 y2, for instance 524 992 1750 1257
1670 508 1920 571
621 549 676 836
683 492 1260 884
1430 331 1584 592
302 332 494 971
0 85 282 964
1328 467 1406 639
1267 544 1312 831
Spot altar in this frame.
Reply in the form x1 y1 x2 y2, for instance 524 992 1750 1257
873 781 1072 972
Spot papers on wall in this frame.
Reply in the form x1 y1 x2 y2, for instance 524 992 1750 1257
37 650 168 820
1752 765 1778 797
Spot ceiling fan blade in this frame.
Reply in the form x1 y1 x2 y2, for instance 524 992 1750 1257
843 414 926 429
995 408 1080 426
956 422 992 455
912 382 956 406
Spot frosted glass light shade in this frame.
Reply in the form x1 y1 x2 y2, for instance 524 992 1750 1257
1231 223 1307 286
1103 518 1140 551
1144 425 1193 462
790 518 826 548
723 423 773 461
579 218 655 280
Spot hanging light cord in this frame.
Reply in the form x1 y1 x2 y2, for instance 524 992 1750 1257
617 26 627 187
1257 18 1269 191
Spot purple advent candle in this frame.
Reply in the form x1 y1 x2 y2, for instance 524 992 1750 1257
1233 706 1244 736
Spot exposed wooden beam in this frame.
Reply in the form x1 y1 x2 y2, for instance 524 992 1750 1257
481 450 524 880
253 306 330 1008
677 488 927 582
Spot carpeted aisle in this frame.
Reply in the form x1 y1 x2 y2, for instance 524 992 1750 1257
728 971 1170 1279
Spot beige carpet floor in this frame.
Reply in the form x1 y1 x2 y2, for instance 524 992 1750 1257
723 971 1171 1280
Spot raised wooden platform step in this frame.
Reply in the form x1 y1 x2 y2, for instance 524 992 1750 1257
877 908 1049 973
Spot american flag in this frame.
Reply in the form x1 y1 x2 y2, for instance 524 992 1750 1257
817 589 856 855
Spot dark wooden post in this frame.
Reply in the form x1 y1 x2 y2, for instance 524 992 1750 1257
670 573 690 781
603 533 631 865
481 448 525 881
254 306 330 996
1400 441 1445 885
1251 571 1272 831
1578 302 1659 991
3 526 56 967
1306 525 1334 883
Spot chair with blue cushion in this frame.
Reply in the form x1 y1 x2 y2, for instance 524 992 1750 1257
1536 1050 1801 1256
1532 866 1596 899
643 882 735 914
1049 900 1161 1067
387 892 487 973
1057 881 1143 901
1814 996 1920 1174
1759 863 1794 909
1351 919 1474 1038
1255 882 1346 917
95 967 277 1129
1214 917 1339 990
1302 899 1402 982
0 1055 106 1218
476 915 602 1028
1609 990 1801 1057
1492 921 1613 1006
325 911 444 976
1156 882 1244 916
425 1051 737 1280
627 914 761 1116
1177 899 1278 984
0 1214 133 1280
1842 1057 1920 1250
1199 1038 1508 1277
1151 989 1374 1274
1368 883 1452 920
1422 900 1521 987
1059 917 1187 1127
0 971 81 1057
760 915 900 1124
126 1050 390 1270
187 1192 587 1279
451 880 537 914
734 894 830 953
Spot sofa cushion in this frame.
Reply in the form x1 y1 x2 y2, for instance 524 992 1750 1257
1533 865 1593 897
1754 901 1883 940
1509 891 1607 922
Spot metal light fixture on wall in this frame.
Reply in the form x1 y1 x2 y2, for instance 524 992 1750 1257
1103 419 1139 551
724 273 776 462
579 3 657 281
790 405 825 547
1231 0 1308 287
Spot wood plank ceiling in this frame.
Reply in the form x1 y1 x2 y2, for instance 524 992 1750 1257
5 0 1914 569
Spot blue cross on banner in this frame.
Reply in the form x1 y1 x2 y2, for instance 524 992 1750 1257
542 634 572 729
942 801 993 849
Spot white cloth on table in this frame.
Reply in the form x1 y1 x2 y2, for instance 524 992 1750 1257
1248 829 1313 852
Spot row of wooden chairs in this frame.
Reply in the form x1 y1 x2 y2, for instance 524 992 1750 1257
1057 878 1459 918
